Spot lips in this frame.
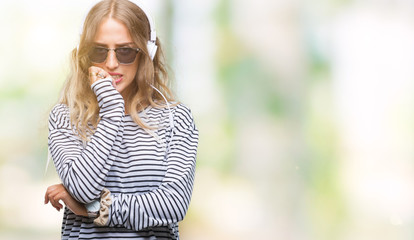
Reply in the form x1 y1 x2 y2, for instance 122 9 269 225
109 72 123 84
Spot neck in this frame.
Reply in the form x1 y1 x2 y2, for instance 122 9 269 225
120 89 150 115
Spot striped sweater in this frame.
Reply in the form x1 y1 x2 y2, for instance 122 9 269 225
48 79 199 239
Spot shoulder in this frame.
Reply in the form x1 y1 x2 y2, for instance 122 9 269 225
50 103 70 119
146 102 197 131
48 104 70 129
172 103 197 132
173 103 194 121
149 101 194 119
50 103 69 115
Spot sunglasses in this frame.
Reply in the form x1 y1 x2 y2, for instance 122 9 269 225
88 46 141 64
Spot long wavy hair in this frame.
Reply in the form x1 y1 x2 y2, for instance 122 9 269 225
60 0 174 141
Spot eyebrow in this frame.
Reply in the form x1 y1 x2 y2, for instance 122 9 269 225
93 42 136 47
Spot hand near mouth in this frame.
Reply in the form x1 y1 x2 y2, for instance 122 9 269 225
88 66 117 88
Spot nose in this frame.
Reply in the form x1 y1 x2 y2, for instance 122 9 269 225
105 49 119 70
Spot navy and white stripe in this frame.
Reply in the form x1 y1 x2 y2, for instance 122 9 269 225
48 79 199 239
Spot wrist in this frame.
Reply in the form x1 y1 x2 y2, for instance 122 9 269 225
85 200 100 218
80 206 89 217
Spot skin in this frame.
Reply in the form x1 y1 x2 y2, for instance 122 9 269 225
44 17 140 216
44 184 88 216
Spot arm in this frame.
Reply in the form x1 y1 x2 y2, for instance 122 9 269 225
106 105 199 231
44 183 88 217
48 78 125 203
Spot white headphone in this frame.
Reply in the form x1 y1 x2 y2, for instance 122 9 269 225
79 0 158 60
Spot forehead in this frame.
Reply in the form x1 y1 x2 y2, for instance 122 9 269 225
93 17 133 44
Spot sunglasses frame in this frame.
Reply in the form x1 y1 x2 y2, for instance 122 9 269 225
88 46 141 65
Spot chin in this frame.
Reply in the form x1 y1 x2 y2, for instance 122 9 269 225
117 87 125 93
115 84 123 92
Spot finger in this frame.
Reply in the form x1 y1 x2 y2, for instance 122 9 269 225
89 66 106 77
44 185 57 204
45 184 67 209
89 69 105 85
88 71 98 84
50 198 63 211
89 67 111 80
44 190 49 204
53 203 61 212
55 201 63 210
50 192 63 209
95 70 111 80
89 66 103 72
54 192 66 209
48 191 59 209
50 197 63 210
88 67 98 84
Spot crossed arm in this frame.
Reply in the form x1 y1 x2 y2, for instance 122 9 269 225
44 183 87 216
44 103 198 231
44 72 199 230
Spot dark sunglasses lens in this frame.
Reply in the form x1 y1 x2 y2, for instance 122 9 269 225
89 47 108 63
116 48 137 64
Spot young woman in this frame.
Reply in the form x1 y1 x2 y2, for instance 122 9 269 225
43 0 199 239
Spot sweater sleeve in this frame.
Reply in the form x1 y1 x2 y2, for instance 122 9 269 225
107 104 199 231
48 79 125 204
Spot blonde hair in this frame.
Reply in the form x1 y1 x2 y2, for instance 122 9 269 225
60 0 174 141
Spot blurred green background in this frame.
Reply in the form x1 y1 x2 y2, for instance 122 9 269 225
1 0 414 239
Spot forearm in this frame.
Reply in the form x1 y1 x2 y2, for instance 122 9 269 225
44 183 88 217
107 181 193 230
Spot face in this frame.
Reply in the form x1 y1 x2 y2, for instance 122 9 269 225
92 17 139 98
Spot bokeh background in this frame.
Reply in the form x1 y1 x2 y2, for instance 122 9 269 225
1 0 414 239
